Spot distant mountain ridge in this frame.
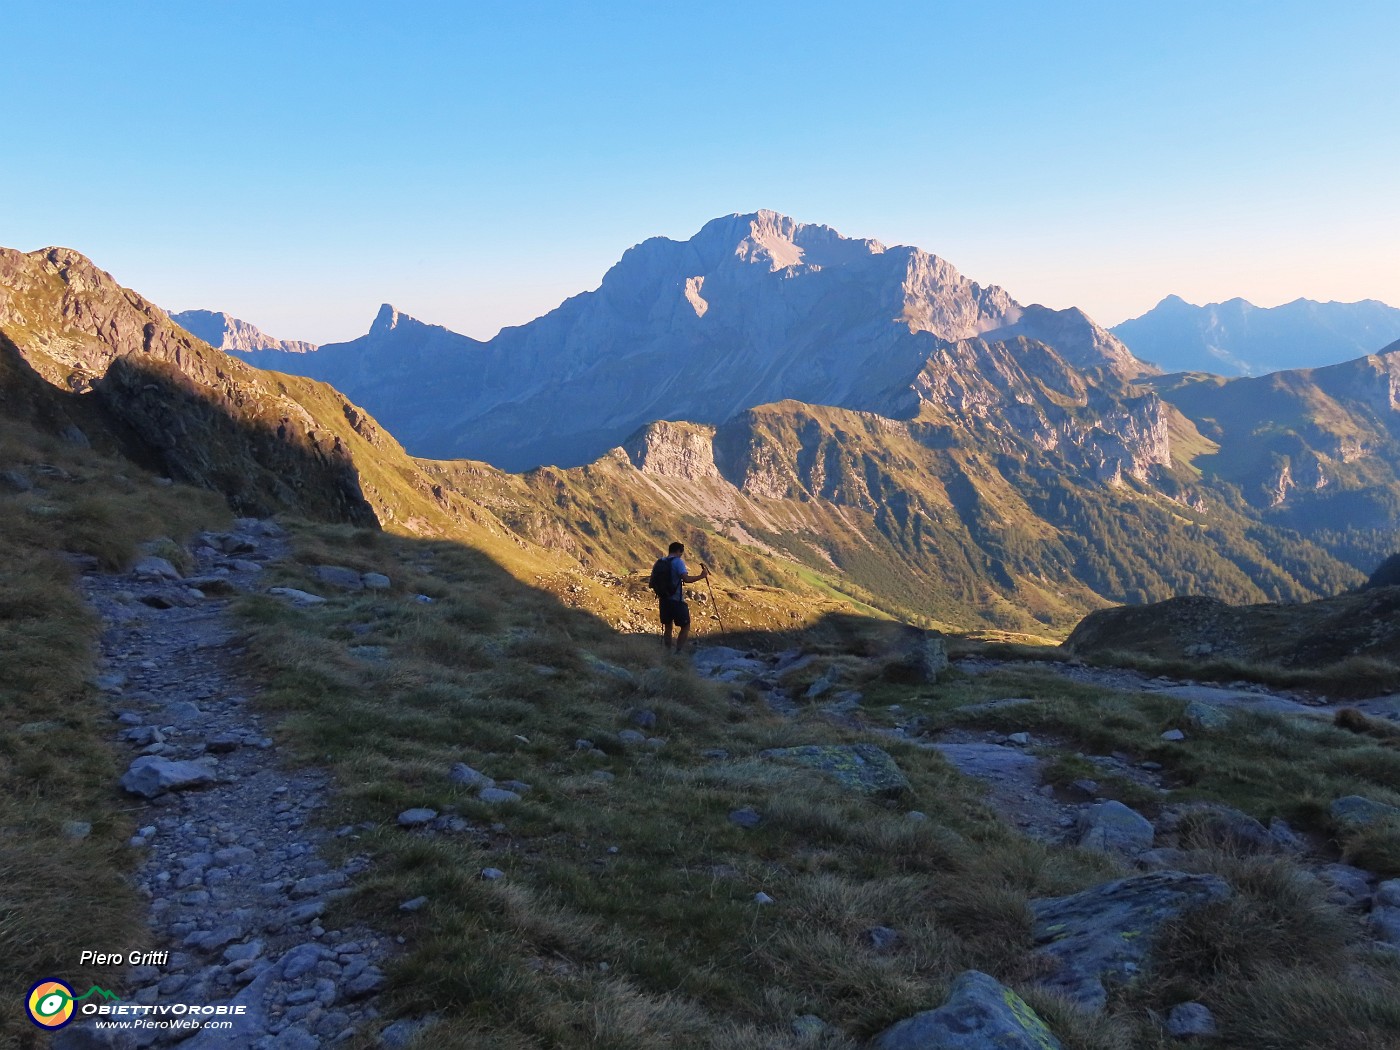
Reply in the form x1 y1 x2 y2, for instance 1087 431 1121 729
172 309 317 354
1112 295 1400 376
230 210 1155 470
5 241 1399 636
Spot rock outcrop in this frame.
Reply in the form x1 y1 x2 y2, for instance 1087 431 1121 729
871 970 1064 1050
1030 871 1232 1011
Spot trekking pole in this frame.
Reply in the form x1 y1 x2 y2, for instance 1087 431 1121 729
703 565 727 634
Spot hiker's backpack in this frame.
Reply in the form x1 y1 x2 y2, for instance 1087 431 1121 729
648 556 678 598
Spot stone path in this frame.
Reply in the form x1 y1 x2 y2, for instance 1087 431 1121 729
61 519 392 1049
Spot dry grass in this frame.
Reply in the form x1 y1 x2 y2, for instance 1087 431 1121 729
0 417 228 1045
235 524 1146 1048
230 520 1400 1045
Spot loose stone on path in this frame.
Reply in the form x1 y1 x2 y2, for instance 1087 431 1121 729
62 518 395 1048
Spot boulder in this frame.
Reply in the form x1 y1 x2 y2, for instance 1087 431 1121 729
759 743 910 796
132 556 182 580
1317 863 1373 908
1077 800 1154 855
120 756 217 798
1368 906 1400 949
478 787 521 805
449 764 494 789
361 572 391 590
1159 803 1273 854
1166 1001 1219 1039
871 970 1063 1050
314 565 365 591
888 625 949 684
1030 871 1232 1012
1377 879 1400 909
1330 795 1400 829
396 808 437 828
1182 700 1230 731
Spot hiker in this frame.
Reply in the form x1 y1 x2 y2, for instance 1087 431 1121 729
649 541 708 654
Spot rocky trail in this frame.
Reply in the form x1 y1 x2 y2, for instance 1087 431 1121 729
62 519 401 1050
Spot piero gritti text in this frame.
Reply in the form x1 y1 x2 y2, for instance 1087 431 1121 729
80 950 169 966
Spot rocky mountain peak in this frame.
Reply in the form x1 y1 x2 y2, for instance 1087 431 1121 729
171 309 317 355
372 303 405 334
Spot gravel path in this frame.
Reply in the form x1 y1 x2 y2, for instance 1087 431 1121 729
62 519 394 1049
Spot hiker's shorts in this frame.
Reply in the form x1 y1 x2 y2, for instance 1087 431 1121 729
659 597 691 629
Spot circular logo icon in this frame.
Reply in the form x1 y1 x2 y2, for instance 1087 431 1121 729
27 978 76 1029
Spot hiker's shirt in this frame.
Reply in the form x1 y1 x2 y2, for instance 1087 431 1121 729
669 557 689 602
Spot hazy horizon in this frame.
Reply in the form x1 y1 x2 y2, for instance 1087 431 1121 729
5 2 1397 345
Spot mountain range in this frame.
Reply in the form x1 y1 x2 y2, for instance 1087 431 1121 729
1112 295 1400 376
228 211 1154 471
5 215 1400 634
171 308 318 354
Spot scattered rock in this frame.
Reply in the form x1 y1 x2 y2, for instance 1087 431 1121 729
1077 800 1154 855
1182 700 1229 731
628 708 658 729
133 556 183 581
1268 817 1306 853
1330 795 1400 829
1161 729 1187 742
1370 906 1400 948
1318 863 1373 908
1167 1001 1219 1039
759 743 910 796
361 572 391 590
205 732 243 753
314 565 365 591
791 1014 827 1038
268 587 327 605
399 897 429 913
478 787 521 805
480 868 506 880
1377 879 1400 908
380 1017 440 1049
617 728 647 746
753 892 775 905
0 468 32 492
120 756 218 798
62 820 92 840
449 763 495 789
871 969 1063 1050
1069 779 1100 798
1159 803 1274 854
887 625 949 684
1007 732 1031 746
729 807 762 829
866 926 899 952
396 808 438 828
1030 871 1232 1012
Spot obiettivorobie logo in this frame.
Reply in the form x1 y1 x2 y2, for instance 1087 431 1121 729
26 979 120 1029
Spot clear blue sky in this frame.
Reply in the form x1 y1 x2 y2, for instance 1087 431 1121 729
4 1 1397 343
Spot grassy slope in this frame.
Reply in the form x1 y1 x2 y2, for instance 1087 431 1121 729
231 521 1400 1049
